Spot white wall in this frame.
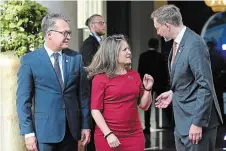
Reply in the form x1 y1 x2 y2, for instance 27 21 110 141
37 1 78 50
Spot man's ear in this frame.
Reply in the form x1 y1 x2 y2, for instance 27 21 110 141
90 23 95 29
165 23 171 31
47 31 52 40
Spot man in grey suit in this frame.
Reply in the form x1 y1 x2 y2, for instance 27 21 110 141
151 5 223 151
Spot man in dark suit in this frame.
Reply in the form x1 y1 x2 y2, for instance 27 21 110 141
80 14 106 66
152 5 223 151
138 38 168 132
16 13 91 151
79 14 106 151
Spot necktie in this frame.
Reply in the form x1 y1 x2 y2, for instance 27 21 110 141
171 41 177 68
53 52 63 89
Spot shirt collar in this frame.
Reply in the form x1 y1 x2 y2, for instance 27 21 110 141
148 48 156 51
174 26 186 45
90 33 102 43
44 44 62 57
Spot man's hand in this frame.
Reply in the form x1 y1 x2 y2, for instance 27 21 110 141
155 90 173 108
189 124 202 144
25 136 38 151
80 129 91 146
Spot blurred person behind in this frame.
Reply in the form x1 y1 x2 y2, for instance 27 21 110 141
138 38 168 132
79 14 106 151
80 14 106 67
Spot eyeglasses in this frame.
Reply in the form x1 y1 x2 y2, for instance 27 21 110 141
92 21 106 26
49 30 72 38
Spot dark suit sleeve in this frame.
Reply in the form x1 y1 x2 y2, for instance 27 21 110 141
78 55 91 129
80 43 95 67
157 55 169 93
138 55 145 80
189 43 213 127
16 56 34 135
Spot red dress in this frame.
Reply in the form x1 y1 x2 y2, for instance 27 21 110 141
91 70 145 151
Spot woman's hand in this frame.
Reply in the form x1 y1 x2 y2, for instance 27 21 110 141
143 74 154 90
106 133 121 148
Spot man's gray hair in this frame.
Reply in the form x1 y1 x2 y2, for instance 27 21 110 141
151 5 183 27
41 13 70 37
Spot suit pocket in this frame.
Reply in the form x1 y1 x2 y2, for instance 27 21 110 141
175 88 190 97
35 113 48 119
34 113 49 137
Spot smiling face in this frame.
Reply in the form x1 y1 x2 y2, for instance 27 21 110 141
47 19 71 50
117 40 132 66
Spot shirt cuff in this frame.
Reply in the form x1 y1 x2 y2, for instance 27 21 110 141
25 133 35 138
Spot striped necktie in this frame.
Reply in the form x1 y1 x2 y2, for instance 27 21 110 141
53 52 63 89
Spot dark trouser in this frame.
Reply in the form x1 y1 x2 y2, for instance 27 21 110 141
144 107 151 130
38 121 77 151
174 127 217 151
86 118 96 151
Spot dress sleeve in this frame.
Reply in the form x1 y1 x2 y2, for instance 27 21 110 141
91 75 106 110
135 70 144 104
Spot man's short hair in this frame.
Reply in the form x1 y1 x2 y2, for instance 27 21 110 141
151 4 182 27
41 13 70 37
85 14 102 28
148 38 159 49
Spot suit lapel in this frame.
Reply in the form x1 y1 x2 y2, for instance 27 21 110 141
62 49 70 90
170 28 190 83
38 47 62 90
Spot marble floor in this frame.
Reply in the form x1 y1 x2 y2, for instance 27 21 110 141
144 125 226 151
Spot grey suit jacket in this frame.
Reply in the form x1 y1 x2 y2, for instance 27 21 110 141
169 28 223 136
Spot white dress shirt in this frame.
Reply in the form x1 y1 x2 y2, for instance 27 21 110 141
44 45 64 82
90 32 102 44
174 26 187 53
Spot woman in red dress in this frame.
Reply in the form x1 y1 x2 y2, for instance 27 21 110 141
87 34 154 151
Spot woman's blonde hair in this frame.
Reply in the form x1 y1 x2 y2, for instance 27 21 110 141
86 34 131 79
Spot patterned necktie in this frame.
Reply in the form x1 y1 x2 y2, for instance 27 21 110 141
171 41 177 68
53 52 63 89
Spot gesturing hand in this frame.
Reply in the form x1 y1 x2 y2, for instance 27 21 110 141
155 90 173 108
143 74 154 90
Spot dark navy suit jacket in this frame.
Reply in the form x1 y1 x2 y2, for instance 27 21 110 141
16 47 90 143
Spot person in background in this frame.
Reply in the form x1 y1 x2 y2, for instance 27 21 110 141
80 14 106 67
79 14 106 151
87 34 154 151
138 38 168 132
